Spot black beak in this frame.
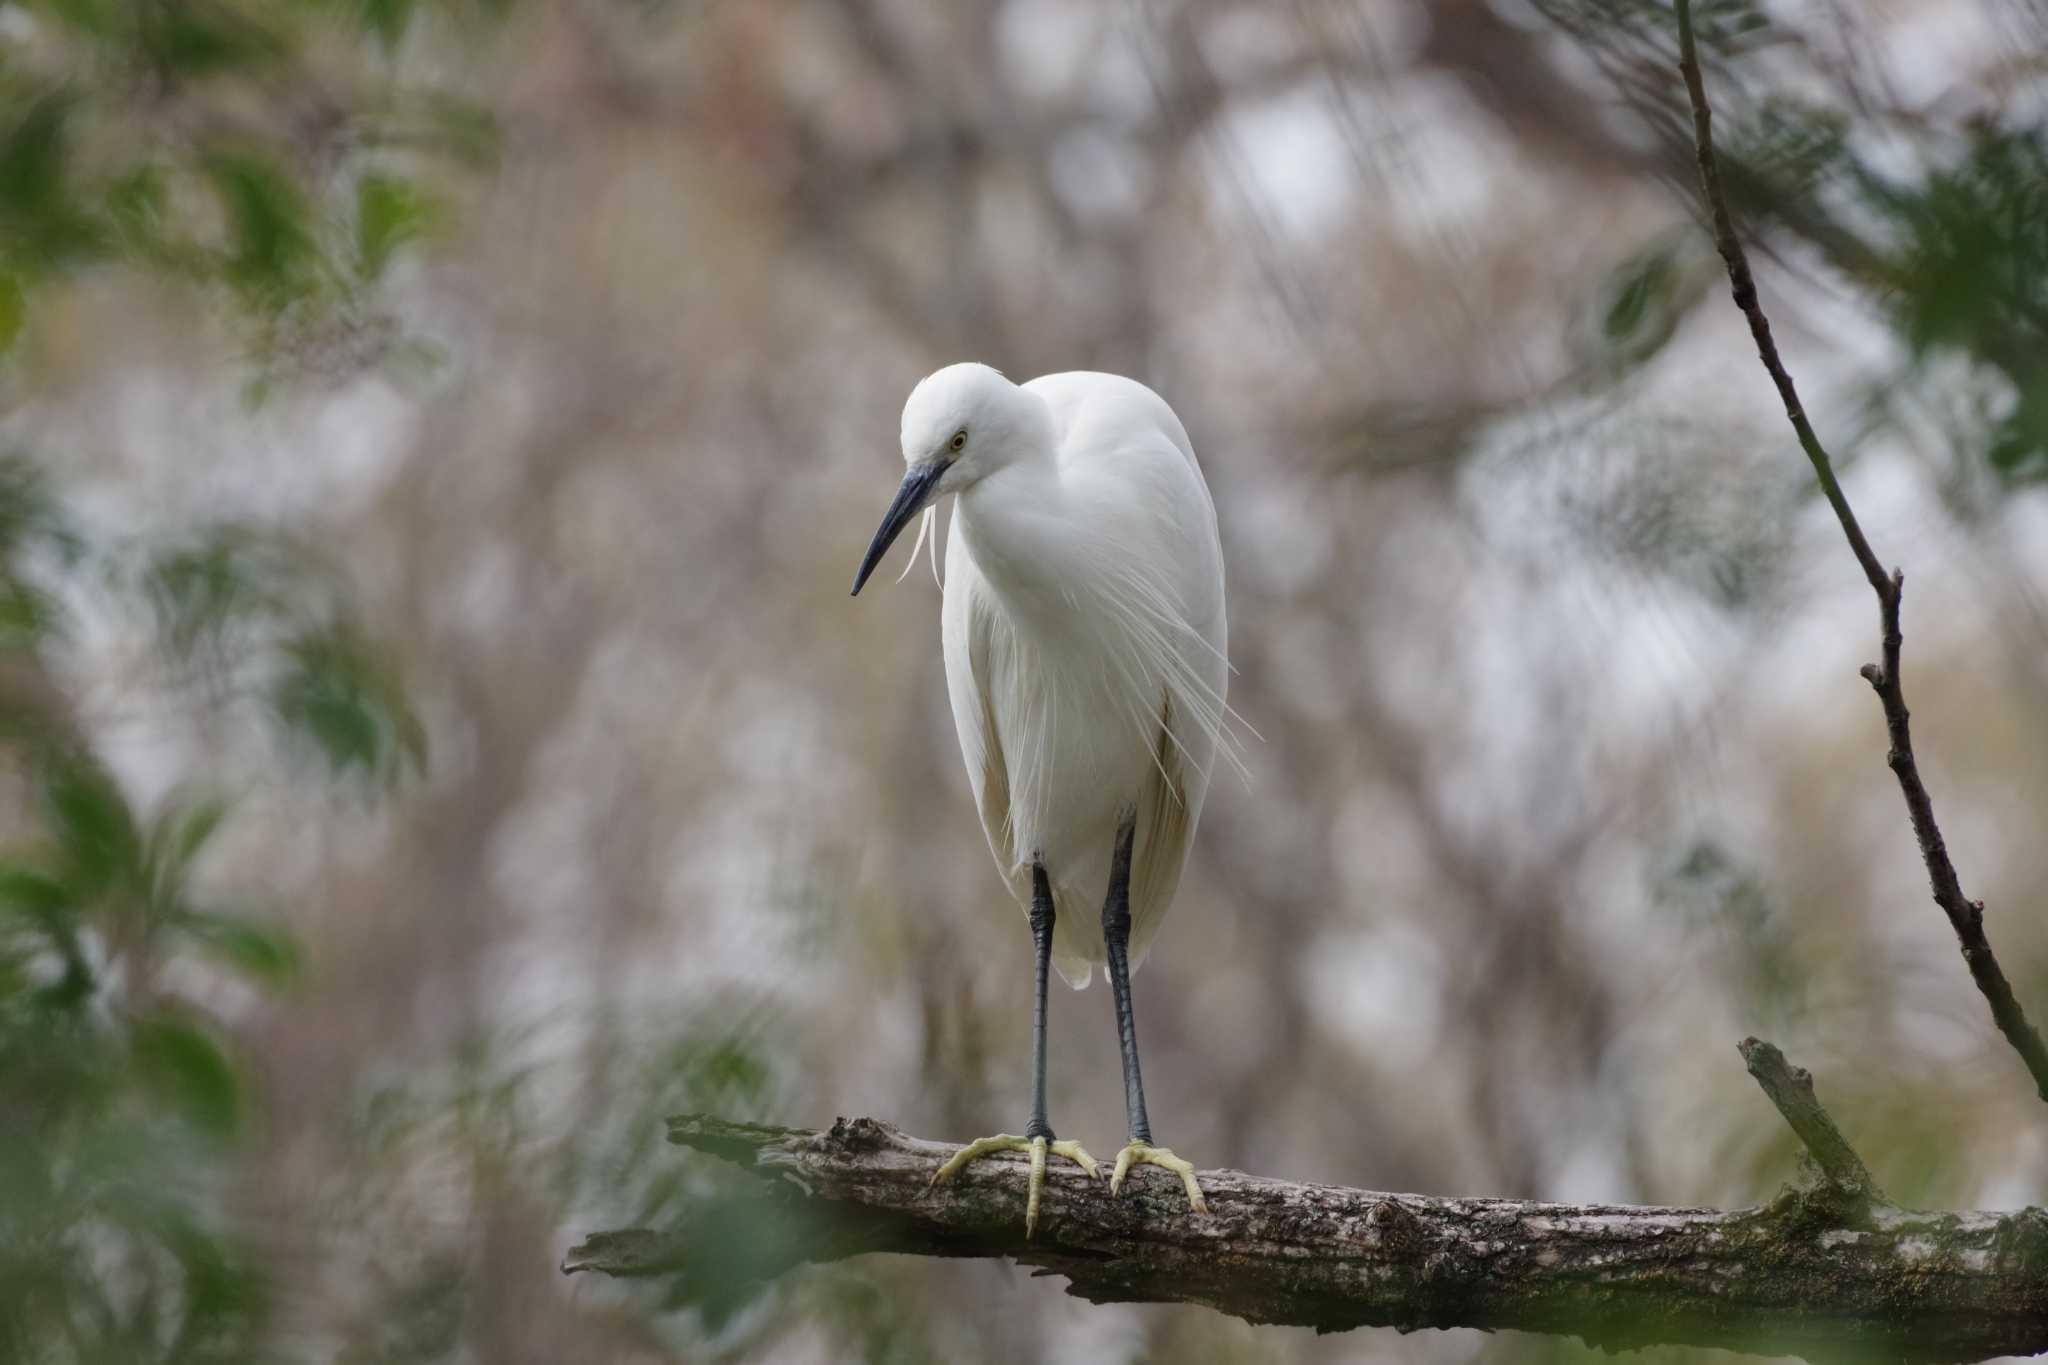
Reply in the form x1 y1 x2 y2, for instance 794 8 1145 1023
851 461 945 596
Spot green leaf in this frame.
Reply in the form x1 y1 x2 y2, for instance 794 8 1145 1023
0 93 107 270
273 625 426 784
43 757 139 897
0 866 70 915
172 797 229 866
1987 379 2048 483
0 271 25 355
132 1015 241 1139
0 580 57 648
685 1037 769 1108
169 907 299 986
356 175 432 281
40 0 124 37
0 455 75 560
358 0 420 51
0 95 74 250
107 163 170 254
206 154 314 310
147 6 282 76
1873 131 2048 359
159 1218 268 1347
146 529 300 656
0 863 91 1002
1604 252 1674 344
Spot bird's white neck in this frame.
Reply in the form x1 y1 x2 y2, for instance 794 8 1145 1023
953 449 1074 621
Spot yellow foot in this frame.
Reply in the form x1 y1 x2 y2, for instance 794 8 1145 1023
1108 1140 1210 1215
929 1133 1101 1238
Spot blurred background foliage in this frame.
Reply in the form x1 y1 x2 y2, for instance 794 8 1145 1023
1 0 2046 1362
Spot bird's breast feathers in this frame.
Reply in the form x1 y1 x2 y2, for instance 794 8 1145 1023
940 513 1227 985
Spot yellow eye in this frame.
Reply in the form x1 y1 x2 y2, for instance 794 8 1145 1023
949 430 968 453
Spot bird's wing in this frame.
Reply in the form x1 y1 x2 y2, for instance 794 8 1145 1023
1127 592 1227 972
1020 372 1233 973
1126 692 1192 969
1027 369 1227 657
1026 370 1204 480
940 516 1020 894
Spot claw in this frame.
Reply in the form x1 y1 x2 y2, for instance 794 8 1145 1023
1108 1141 1209 1215
929 1133 1101 1237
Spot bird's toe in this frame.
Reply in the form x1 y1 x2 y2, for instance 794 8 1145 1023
927 1132 1100 1236
1108 1140 1210 1214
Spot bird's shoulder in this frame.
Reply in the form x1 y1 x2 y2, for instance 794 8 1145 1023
1024 371 1221 609
1023 371 1201 476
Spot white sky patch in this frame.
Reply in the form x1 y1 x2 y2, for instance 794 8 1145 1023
997 0 1155 126
1306 920 1444 1057
995 0 1106 103
1878 0 2001 110
1369 74 1519 245
72 366 421 535
1204 84 1360 242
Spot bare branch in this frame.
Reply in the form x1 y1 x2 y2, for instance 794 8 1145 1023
1674 0 2048 1103
565 1113 2048 1362
1739 1037 1884 1201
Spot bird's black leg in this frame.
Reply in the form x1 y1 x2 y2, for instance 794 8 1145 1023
1101 812 1152 1144
927 858 1100 1236
1026 861 1057 1143
1103 809 1209 1213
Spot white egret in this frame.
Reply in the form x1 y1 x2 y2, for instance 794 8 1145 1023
851 362 1235 1236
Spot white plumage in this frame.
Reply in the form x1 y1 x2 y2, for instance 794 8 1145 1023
929 369 1230 987
850 361 1233 1227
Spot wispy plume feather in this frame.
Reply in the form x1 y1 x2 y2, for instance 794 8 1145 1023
893 504 944 588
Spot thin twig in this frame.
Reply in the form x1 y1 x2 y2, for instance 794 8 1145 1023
1739 1037 1885 1201
1675 0 2048 1102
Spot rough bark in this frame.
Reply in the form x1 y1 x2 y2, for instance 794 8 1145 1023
565 1113 2048 1362
1738 1038 1884 1203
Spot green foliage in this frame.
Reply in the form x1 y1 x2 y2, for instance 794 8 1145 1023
0 95 106 271
0 0 502 378
0 456 72 555
358 0 423 51
146 527 312 657
1723 98 1851 204
209 153 318 314
0 272 25 356
0 4 482 1361
1872 133 2048 358
46 756 140 898
173 907 300 985
0 472 420 1362
1603 251 1670 345
141 524 429 787
356 175 437 282
132 1012 242 1139
1595 242 1708 371
1686 88 2048 488
274 623 429 784
1854 131 2048 482
666 1029 774 1113
0 750 281 1361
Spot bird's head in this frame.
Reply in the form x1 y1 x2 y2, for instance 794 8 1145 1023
851 362 1046 595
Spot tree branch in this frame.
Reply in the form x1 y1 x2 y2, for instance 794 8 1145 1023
1674 0 2048 1103
1738 1036 1884 1202
566 1111 2048 1362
